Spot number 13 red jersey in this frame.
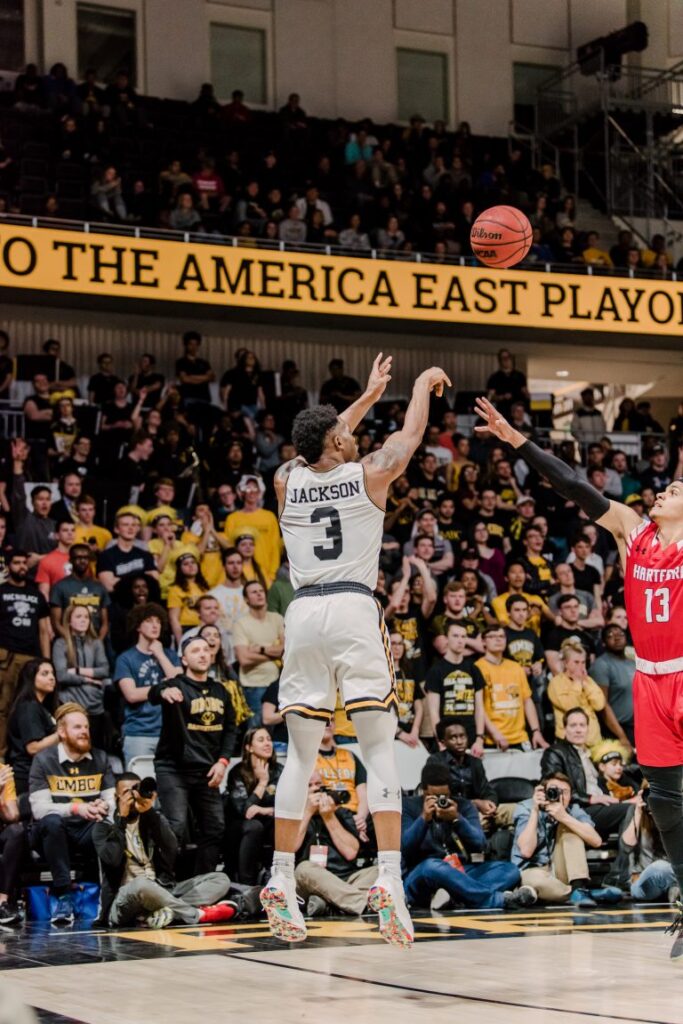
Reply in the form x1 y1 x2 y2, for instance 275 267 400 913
624 520 683 667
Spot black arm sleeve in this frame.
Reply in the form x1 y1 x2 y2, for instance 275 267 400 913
518 441 611 521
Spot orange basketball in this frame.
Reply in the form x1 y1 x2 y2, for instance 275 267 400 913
470 205 532 269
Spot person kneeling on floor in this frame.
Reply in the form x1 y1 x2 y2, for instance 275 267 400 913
294 770 378 918
512 771 622 908
401 761 536 911
93 772 237 929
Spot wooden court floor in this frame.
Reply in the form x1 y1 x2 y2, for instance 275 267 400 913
0 905 680 1024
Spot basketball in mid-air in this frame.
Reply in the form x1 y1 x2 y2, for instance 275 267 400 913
470 205 533 269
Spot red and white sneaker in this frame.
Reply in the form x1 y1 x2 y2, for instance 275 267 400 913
260 870 307 943
367 868 414 950
198 900 238 924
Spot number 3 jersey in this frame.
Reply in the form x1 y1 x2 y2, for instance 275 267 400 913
280 461 384 590
624 519 683 670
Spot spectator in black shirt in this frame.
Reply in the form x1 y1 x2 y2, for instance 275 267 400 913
425 622 485 749
149 635 236 873
87 353 118 405
639 443 673 494
225 726 283 884
567 533 602 605
428 719 497 812
7 659 58 800
504 595 545 683
318 359 362 413
97 511 158 592
545 595 597 675
129 353 165 410
42 339 77 394
175 331 215 405
486 349 529 416
220 350 265 418
0 552 51 756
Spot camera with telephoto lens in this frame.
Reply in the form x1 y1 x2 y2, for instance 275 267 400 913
435 794 452 809
133 777 157 800
319 787 350 806
544 785 562 804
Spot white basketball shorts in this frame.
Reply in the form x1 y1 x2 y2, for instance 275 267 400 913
278 585 397 721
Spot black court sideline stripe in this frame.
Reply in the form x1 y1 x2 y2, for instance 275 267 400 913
228 953 674 1024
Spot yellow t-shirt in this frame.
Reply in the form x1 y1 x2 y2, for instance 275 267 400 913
224 509 282 582
491 590 548 636
166 581 207 627
74 524 113 552
476 655 532 745
180 531 225 589
548 672 605 748
148 538 186 599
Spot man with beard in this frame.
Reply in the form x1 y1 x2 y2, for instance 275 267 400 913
0 551 51 756
29 703 115 925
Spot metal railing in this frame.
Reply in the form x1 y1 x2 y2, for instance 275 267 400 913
0 213 681 282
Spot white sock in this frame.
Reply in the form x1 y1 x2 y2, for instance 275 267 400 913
272 851 295 878
378 851 402 879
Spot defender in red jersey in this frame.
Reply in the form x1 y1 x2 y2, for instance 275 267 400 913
475 395 683 957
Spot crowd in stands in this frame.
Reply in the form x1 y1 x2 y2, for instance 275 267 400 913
0 63 679 273
0 325 680 930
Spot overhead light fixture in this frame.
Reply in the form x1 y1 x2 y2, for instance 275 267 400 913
556 370 570 377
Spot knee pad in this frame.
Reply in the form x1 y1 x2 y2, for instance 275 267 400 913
352 710 402 815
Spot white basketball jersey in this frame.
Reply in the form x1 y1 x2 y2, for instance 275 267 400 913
280 461 384 590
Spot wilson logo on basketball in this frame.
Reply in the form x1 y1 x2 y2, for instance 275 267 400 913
470 205 533 269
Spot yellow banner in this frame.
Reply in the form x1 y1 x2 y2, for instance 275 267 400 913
1 224 682 335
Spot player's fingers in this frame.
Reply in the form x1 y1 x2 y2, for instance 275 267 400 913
373 352 382 369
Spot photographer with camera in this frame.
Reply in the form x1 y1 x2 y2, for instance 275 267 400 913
94 772 237 928
293 770 378 917
401 762 535 910
512 771 621 907
315 722 369 843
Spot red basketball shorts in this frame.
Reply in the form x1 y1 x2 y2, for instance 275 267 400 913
633 670 683 767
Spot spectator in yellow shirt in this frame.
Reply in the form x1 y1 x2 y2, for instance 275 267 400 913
181 503 228 588
235 530 273 589
147 510 185 599
582 231 613 268
73 494 112 569
548 640 631 754
475 626 548 750
166 552 210 646
225 475 282 583
491 561 553 636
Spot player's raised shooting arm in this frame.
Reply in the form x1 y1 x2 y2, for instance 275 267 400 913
339 352 393 432
474 396 641 560
363 366 452 487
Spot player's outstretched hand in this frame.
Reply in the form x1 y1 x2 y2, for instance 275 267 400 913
366 352 393 400
419 367 451 398
474 395 524 448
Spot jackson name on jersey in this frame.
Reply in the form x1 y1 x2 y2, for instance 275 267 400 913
280 461 384 591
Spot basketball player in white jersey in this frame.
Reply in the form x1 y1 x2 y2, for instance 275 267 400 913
259 354 451 948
